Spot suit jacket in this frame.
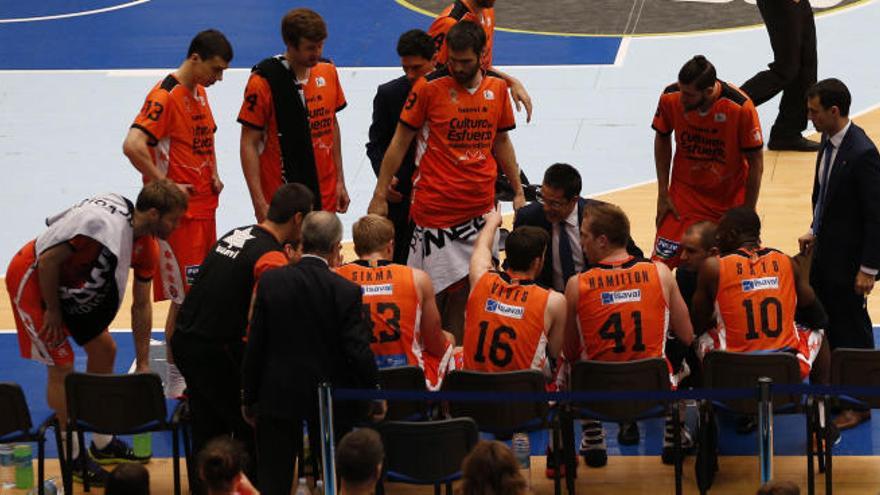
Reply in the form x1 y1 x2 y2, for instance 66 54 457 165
513 197 644 290
242 256 378 420
811 122 880 286
366 75 416 197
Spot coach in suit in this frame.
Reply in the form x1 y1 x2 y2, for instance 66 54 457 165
242 211 381 495
514 163 643 292
366 30 435 264
799 79 880 430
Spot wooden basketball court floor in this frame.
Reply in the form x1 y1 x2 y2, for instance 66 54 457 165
3 1 880 493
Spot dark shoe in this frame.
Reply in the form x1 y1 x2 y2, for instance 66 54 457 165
736 416 757 434
767 135 821 152
579 431 608 468
833 409 871 430
661 424 695 465
89 437 151 465
617 422 640 445
544 446 576 479
72 454 110 486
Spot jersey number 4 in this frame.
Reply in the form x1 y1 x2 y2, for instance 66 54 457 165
599 311 646 354
474 321 516 367
363 302 401 344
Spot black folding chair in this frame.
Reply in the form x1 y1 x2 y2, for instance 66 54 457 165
63 372 186 495
377 418 479 495
379 366 432 420
697 351 816 495
0 382 66 495
441 369 565 495
565 358 683 495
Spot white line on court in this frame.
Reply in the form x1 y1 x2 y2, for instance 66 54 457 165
0 0 150 24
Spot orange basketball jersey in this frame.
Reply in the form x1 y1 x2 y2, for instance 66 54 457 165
132 75 218 219
462 271 550 372
401 69 515 228
714 248 800 356
429 0 495 70
651 81 763 219
575 258 669 362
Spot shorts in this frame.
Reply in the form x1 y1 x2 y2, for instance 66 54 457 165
6 241 76 366
408 216 497 293
652 211 717 268
422 342 455 391
695 326 820 380
154 216 215 304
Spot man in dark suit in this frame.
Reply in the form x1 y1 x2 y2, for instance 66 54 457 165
799 78 880 430
242 211 382 495
365 29 435 264
513 163 643 292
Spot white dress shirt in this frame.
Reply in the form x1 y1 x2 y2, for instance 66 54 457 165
551 206 585 292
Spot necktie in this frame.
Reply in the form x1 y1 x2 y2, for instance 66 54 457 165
557 222 576 285
813 140 835 233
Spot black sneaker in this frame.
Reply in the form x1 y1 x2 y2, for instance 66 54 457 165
89 437 151 465
767 135 821 152
72 454 110 486
617 422 640 445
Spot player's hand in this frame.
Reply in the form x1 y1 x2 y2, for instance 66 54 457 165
855 270 876 296
483 208 503 229
176 183 195 196
386 177 404 204
798 233 816 255
655 194 680 228
509 78 533 123
336 182 350 213
40 308 65 349
512 191 526 212
211 174 224 195
368 193 389 217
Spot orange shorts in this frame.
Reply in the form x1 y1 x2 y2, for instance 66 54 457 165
154 216 215 303
5 241 77 366
652 210 719 268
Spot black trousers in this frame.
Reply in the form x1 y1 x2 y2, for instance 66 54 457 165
255 415 304 495
387 198 413 265
171 332 258 489
740 0 817 138
812 278 874 350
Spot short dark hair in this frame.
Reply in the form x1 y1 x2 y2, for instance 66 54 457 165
807 78 851 117
460 441 527 495
679 55 716 91
187 29 233 63
267 183 314 223
505 226 549 272
198 437 247 493
337 429 384 485
583 202 630 248
136 179 189 216
106 463 150 495
542 163 582 199
446 20 486 58
718 206 761 241
397 29 435 60
282 8 327 48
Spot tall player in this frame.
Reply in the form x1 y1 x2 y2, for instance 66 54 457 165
564 203 693 467
123 29 233 397
336 215 454 390
368 20 525 340
652 55 764 267
239 8 350 219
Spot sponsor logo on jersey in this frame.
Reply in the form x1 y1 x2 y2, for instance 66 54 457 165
362 284 393 296
714 112 727 123
315 76 326 87
483 89 494 100
485 298 524 319
655 237 679 259
601 289 642 305
741 276 779 292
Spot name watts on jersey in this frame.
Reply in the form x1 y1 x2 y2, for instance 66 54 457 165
447 116 493 146
679 130 725 164
741 277 779 292
362 284 394 296
192 125 214 156
485 299 525 319
601 289 642 305
585 268 651 290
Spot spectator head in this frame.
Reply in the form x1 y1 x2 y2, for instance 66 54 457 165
540 163 581 224
352 214 395 258
282 8 327 66
267 183 315 243
337 429 384 491
301 211 343 264
445 20 485 85
460 441 528 495
198 437 248 495
186 29 232 87
757 480 800 495
679 221 718 271
807 78 851 134
505 226 549 276
580 202 630 262
678 55 717 111
135 179 189 240
716 207 761 254
105 463 150 495
397 29 435 83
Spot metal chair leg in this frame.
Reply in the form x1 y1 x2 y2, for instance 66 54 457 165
38 437 45 495
673 403 682 495
823 396 833 495
173 427 182 495
78 430 89 493
806 398 815 495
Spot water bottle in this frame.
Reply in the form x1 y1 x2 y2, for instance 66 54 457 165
27 477 62 495
0 443 15 488
314 479 324 495
13 444 34 489
511 432 531 486
133 433 152 459
294 477 310 495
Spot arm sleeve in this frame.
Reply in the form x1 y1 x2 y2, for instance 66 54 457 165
650 93 673 136
399 77 429 130
253 251 288 281
241 275 271 406
237 75 271 130
739 100 764 150
132 88 173 145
